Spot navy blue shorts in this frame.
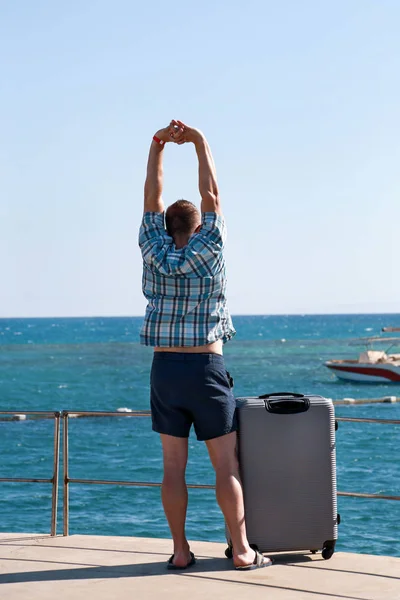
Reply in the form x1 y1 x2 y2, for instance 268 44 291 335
150 352 237 441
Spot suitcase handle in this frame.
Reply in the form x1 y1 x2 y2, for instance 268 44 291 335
259 392 304 399
263 397 310 414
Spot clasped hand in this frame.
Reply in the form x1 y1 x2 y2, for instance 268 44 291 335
155 120 201 145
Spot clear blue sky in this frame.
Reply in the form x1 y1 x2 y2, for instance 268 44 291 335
1 0 399 317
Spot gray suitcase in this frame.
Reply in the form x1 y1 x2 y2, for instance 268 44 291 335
226 392 339 560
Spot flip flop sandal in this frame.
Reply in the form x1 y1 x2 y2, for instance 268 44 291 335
235 550 273 571
167 551 196 570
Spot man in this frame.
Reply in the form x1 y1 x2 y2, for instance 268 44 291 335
138 120 272 571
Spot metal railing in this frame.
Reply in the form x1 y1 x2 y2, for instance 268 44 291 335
62 410 215 536
1 409 398 537
0 411 61 536
61 410 400 536
335 416 400 502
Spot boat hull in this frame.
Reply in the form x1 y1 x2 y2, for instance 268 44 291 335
325 361 400 383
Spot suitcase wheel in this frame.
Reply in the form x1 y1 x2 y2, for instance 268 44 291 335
322 540 336 560
322 547 334 560
321 540 335 560
249 543 259 552
225 542 258 559
225 545 233 559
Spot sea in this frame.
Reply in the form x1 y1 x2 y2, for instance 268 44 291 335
0 314 399 558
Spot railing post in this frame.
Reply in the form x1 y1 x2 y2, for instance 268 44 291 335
50 412 61 536
0 410 62 535
63 412 69 536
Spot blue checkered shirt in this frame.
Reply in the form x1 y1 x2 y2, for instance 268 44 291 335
139 211 236 347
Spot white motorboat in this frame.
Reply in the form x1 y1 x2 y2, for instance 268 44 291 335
325 335 400 383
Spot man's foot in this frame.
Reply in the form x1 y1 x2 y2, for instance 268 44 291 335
167 550 196 570
234 550 273 570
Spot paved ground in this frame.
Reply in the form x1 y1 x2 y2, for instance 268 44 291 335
0 533 399 599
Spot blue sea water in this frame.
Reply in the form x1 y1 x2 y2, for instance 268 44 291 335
0 314 399 558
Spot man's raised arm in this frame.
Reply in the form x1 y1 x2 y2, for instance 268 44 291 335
143 123 184 213
175 121 222 215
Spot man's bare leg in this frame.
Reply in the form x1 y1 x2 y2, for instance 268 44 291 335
206 432 263 568
160 434 192 567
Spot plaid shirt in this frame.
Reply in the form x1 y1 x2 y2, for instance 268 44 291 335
138 211 236 347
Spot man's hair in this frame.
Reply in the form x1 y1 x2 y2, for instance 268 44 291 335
165 200 200 237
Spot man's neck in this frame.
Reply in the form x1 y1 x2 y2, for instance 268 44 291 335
174 236 189 249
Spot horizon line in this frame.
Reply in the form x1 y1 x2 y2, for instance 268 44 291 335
1 312 399 320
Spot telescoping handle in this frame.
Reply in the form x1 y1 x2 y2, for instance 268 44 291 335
259 392 310 414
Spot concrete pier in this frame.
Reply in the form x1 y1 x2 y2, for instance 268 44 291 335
1 533 399 599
